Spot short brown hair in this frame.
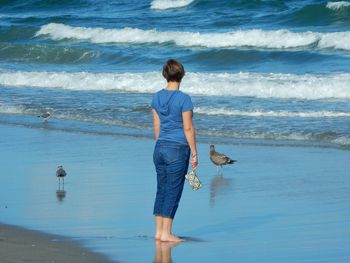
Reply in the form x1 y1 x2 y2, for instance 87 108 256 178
162 59 185 82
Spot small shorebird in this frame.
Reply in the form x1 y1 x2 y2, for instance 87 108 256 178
37 111 51 121
56 165 67 184
210 145 237 172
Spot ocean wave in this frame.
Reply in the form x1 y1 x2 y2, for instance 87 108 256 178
194 107 350 118
0 0 88 10
35 23 350 51
0 102 151 132
0 43 98 63
331 135 350 146
201 129 350 147
204 130 310 142
150 0 194 10
1 103 349 149
326 1 350 10
284 2 350 26
1 70 350 100
0 104 27 115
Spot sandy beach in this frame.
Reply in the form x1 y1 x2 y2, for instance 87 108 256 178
0 223 113 263
1 122 350 262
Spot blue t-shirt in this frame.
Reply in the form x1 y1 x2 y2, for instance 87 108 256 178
151 89 193 145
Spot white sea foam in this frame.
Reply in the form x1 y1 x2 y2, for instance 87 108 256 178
331 136 350 146
0 71 161 92
205 130 350 147
194 107 350 118
1 71 350 100
151 0 194 10
326 1 350 10
204 130 315 142
0 104 26 114
35 23 350 51
318 31 350 50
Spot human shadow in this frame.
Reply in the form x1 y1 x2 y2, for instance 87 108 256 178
210 173 233 207
154 240 178 263
56 182 66 203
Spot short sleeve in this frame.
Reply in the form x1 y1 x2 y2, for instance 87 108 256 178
181 94 193 112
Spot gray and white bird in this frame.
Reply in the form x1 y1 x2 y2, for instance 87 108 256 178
56 165 67 184
37 111 51 121
210 145 237 171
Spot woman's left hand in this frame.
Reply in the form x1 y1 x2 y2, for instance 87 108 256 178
191 154 198 169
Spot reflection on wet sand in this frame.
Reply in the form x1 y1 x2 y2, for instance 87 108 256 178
56 183 66 203
210 174 233 206
154 240 178 263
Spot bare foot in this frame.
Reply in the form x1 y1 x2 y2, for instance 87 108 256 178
155 233 162 240
160 234 184 242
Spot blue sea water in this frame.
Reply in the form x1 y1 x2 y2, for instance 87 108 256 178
1 0 350 148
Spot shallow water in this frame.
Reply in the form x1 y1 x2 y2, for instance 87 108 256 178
1 124 349 262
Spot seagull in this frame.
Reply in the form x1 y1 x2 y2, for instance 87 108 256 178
37 111 51 121
56 165 67 184
210 145 237 172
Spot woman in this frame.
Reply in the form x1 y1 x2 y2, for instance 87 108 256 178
151 59 198 242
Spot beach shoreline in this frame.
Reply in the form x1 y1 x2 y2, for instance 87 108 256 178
0 223 114 263
1 123 349 262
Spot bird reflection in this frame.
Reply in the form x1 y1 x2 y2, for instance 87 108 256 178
154 240 178 263
56 183 66 203
210 174 233 207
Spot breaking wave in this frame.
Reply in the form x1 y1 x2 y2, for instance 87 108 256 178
1 70 350 100
36 23 350 51
326 1 350 10
150 0 194 10
194 107 350 118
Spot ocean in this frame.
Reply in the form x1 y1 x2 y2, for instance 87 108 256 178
1 0 350 148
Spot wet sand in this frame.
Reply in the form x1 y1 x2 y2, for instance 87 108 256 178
0 123 350 262
0 223 113 263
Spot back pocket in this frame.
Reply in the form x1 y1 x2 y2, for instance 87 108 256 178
163 146 181 163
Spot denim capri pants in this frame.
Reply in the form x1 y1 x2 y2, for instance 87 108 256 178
153 140 190 219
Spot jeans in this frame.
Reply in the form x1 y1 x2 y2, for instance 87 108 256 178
153 140 190 219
